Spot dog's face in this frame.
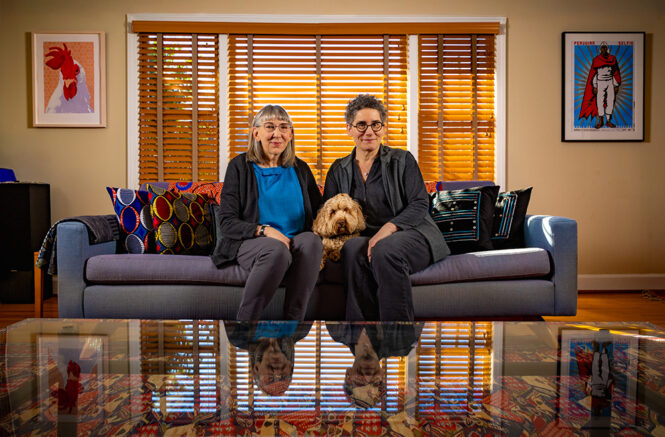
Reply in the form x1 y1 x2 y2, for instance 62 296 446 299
313 193 366 238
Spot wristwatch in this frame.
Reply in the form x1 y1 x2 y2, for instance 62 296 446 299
259 225 268 237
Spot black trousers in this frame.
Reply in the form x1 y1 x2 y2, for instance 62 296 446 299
236 232 322 320
341 229 432 321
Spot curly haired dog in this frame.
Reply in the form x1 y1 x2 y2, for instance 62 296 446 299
313 193 366 270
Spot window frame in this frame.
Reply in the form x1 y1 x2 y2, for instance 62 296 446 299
127 14 506 189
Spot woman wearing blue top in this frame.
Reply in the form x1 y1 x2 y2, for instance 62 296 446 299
212 105 323 320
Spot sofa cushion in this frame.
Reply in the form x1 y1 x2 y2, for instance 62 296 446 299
430 185 500 254
140 182 224 205
491 187 533 250
147 184 213 255
106 187 155 254
410 247 551 285
322 247 550 286
86 254 248 285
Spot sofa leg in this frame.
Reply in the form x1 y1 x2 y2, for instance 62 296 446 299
34 251 43 318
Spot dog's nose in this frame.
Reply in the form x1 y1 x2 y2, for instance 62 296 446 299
335 219 347 233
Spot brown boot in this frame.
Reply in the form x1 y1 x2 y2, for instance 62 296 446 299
606 119 616 128
595 117 603 129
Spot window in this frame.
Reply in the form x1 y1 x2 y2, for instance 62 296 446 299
228 34 407 183
418 35 496 182
136 33 219 183
128 17 505 187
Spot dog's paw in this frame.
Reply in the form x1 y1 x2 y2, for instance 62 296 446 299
329 250 341 262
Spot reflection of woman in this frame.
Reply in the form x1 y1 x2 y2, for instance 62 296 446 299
323 94 449 321
212 105 323 320
225 321 313 396
327 322 423 408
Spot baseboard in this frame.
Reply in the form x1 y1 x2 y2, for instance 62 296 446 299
578 274 665 291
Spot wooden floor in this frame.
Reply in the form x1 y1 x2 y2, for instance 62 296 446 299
0 291 664 330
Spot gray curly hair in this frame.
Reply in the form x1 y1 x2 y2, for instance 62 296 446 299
344 94 387 125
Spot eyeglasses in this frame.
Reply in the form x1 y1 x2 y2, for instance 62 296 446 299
351 121 384 133
261 122 292 133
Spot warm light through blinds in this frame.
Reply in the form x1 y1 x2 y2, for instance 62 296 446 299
416 322 493 416
138 34 220 185
135 22 498 185
418 35 496 182
140 321 220 414
228 34 407 183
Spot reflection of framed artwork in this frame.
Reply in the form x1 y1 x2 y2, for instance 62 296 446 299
38 335 108 422
31 32 106 127
562 32 644 142
558 328 639 429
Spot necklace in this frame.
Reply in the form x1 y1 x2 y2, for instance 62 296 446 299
363 171 369 178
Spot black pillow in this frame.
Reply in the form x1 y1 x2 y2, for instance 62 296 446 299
430 185 500 254
491 187 533 250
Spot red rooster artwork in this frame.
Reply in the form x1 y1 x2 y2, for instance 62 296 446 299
44 43 93 113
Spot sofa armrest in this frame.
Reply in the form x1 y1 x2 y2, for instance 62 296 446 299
57 221 117 317
524 215 578 315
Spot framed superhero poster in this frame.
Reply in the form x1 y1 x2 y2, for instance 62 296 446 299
562 32 644 141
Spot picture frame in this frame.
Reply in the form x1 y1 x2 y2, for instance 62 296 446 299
562 32 645 141
38 334 108 423
557 327 639 429
31 31 106 127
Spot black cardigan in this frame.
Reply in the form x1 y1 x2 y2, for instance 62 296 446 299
211 153 322 267
323 145 449 263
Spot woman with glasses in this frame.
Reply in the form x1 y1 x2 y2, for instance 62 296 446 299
323 94 449 321
212 104 322 320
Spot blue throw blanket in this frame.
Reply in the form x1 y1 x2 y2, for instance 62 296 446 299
36 215 120 275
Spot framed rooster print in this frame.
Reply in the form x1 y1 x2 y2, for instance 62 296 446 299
32 32 106 127
562 32 644 141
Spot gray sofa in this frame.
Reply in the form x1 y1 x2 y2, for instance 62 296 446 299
56 182 578 320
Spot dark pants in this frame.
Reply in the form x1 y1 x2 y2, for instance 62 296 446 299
236 232 322 320
342 229 432 321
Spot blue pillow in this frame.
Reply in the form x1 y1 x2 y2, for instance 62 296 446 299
106 187 155 254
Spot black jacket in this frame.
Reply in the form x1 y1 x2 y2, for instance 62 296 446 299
323 145 449 263
211 153 322 267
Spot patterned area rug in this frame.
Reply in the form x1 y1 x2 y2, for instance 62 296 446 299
642 290 665 302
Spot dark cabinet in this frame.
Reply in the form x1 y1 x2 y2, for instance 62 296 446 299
0 183 52 303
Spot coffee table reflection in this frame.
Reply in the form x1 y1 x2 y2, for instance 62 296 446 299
1 319 664 436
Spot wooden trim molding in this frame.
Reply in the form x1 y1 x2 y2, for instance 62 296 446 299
131 21 500 35
578 274 665 291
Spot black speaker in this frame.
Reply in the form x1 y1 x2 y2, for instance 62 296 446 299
0 183 51 303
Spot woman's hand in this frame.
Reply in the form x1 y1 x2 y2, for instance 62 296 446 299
367 222 398 261
262 226 291 248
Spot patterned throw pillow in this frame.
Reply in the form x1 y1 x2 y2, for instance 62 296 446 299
147 184 213 255
106 187 155 254
430 185 500 254
491 187 533 249
167 182 223 205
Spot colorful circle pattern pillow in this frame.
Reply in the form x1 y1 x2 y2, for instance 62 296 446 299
147 184 213 255
167 181 223 205
106 187 155 254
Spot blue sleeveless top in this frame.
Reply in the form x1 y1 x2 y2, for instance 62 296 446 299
253 163 305 238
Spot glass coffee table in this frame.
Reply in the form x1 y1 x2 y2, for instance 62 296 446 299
1 319 664 436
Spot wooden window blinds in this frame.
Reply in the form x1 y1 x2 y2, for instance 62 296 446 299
416 322 493 416
228 34 407 184
137 34 219 185
418 34 496 182
140 321 220 413
135 21 498 184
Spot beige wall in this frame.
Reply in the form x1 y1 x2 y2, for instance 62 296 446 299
1 0 664 277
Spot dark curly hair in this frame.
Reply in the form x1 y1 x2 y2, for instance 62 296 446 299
344 94 387 125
